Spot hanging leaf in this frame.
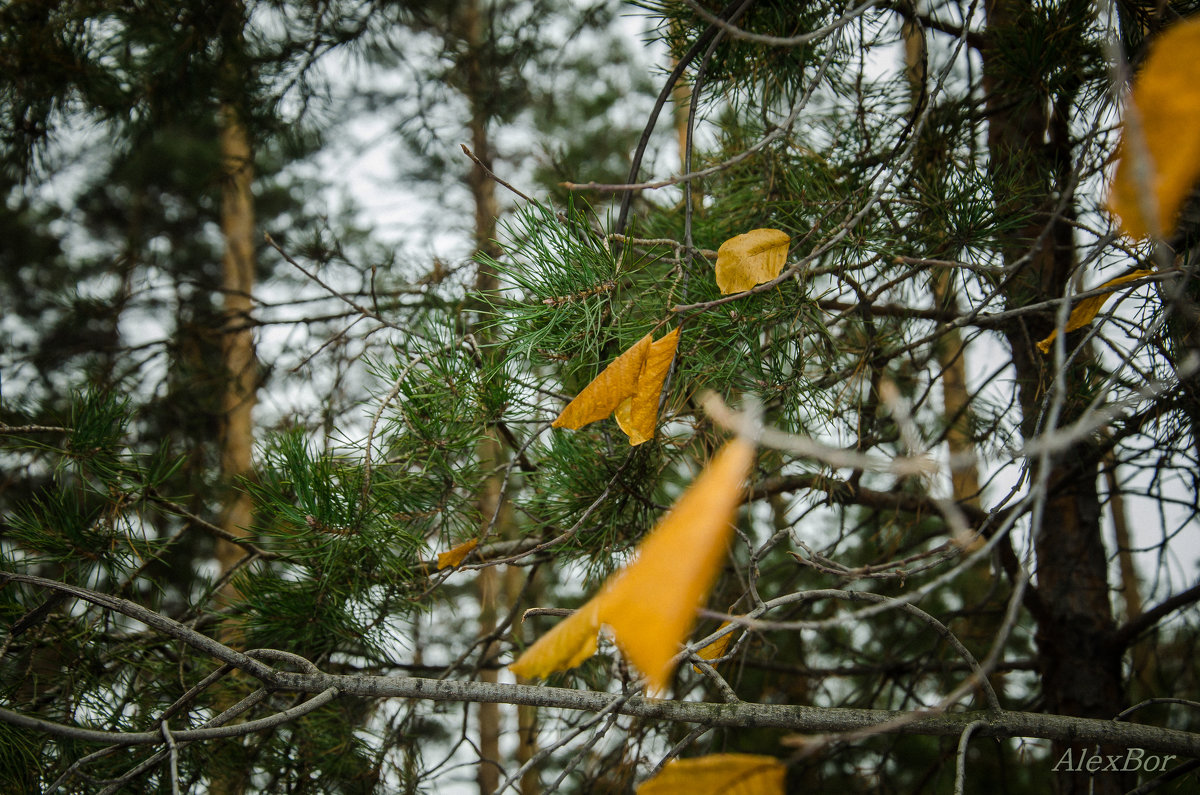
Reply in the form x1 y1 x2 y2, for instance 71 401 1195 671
691 620 736 673
638 754 786 795
1109 18 1200 239
715 229 791 294
510 438 755 692
553 328 680 446
436 538 479 570
1036 270 1153 354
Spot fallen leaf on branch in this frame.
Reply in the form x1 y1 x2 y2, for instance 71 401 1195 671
436 538 479 570
1035 270 1153 354
637 753 785 795
552 328 680 446
510 438 755 692
1109 18 1200 239
715 228 790 294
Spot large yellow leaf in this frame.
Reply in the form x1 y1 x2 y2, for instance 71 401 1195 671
1110 18 1200 239
553 328 680 446
715 229 791 294
509 438 755 693
638 754 785 795
1036 270 1152 354
436 538 478 570
602 438 753 692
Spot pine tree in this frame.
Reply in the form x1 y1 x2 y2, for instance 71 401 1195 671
6 2 1200 794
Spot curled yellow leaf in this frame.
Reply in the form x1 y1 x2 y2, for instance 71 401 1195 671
637 753 785 795
1036 270 1152 354
1109 18 1200 239
509 438 755 693
436 538 479 570
691 620 736 674
715 228 790 294
553 328 680 446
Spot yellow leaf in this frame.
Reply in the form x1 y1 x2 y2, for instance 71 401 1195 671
691 620 736 673
554 333 651 429
553 328 680 446
508 599 603 679
602 438 754 692
436 538 479 570
715 229 791 294
510 438 755 692
1036 270 1153 354
1109 18 1200 239
613 328 680 445
638 754 785 795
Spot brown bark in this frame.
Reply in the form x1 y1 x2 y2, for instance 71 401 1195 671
1106 452 1155 700
207 100 257 795
461 2 508 791
983 1 1125 792
901 13 982 511
215 101 258 599
901 14 1000 721
933 272 982 509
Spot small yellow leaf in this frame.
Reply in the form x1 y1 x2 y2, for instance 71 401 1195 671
613 328 680 445
1036 270 1152 354
508 599 603 680
638 754 785 795
510 438 755 692
554 333 651 430
1110 18 1200 239
436 538 479 570
691 620 736 673
715 229 790 294
553 328 680 446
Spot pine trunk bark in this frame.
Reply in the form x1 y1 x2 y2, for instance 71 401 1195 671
215 101 257 599
462 2 509 792
983 1 1125 792
209 97 256 795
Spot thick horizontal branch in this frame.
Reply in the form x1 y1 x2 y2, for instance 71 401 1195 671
9 669 1196 758
271 672 1200 758
4 572 1199 759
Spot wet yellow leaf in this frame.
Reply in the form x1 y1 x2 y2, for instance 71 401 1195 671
508 599 603 679
1036 270 1152 354
436 538 479 570
510 438 755 692
1110 18 1200 239
638 753 785 795
715 229 791 294
691 621 736 673
553 328 680 446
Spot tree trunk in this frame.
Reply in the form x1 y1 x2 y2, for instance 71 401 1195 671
462 2 509 792
215 100 257 599
983 1 1125 792
209 98 257 795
